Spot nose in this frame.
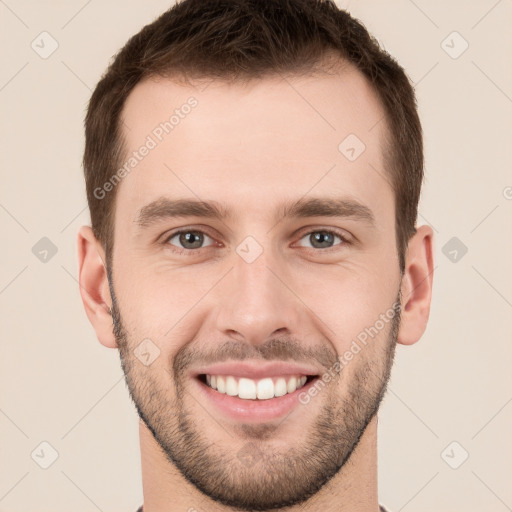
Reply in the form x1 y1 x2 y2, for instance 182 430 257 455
213 247 302 346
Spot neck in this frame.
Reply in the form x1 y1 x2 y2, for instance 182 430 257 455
139 415 381 512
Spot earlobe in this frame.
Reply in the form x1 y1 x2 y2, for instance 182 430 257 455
77 225 118 349
397 225 435 346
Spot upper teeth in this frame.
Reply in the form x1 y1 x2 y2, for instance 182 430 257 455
205 375 308 400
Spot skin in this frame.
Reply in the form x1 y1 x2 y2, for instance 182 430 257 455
77 64 434 512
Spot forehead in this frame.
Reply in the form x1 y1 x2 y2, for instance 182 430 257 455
116 67 391 227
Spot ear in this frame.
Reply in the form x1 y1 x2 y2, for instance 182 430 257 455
397 224 434 346
77 225 118 349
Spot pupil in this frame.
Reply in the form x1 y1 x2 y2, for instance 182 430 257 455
180 231 203 248
311 232 333 248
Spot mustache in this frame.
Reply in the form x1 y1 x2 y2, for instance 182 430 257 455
172 336 338 377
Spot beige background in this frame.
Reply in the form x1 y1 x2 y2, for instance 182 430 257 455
1 0 511 511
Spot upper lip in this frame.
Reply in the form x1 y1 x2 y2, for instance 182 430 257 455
192 361 321 380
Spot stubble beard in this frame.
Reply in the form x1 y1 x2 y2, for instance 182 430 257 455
108 267 399 511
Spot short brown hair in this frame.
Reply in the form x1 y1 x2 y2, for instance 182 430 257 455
83 0 423 273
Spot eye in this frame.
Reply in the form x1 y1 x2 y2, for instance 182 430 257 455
162 227 350 254
165 229 216 250
296 229 348 250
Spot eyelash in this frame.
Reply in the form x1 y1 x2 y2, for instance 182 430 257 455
162 227 352 254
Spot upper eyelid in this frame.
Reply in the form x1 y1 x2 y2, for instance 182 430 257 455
295 226 351 239
163 226 353 248
163 227 218 243
292 229 352 249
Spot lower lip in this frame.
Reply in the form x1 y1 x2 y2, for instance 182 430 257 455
193 377 317 422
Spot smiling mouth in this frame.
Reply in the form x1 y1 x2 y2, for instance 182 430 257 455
197 374 319 400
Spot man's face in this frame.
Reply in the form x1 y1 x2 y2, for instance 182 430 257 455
109 67 402 509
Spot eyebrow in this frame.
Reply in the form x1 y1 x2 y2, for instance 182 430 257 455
134 196 376 229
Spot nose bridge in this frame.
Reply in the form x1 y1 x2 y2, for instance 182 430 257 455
213 239 298 344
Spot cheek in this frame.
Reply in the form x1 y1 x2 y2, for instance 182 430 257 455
115 234 400 359
295 263 399 352
115 263 218 351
